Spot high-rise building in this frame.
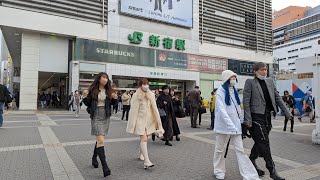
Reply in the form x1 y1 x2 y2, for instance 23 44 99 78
272 6 311 29
273 5 320 73
0 0 273 110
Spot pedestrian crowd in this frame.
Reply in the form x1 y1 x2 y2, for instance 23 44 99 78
0 62 317 180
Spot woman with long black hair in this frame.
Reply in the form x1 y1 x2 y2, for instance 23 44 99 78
82 72 118 177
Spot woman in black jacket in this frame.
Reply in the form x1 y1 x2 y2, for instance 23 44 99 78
82 72 118 177
156 85 174 146
282 90 296 132
169 89 181 141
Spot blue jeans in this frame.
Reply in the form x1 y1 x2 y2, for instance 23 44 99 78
0 102 4 126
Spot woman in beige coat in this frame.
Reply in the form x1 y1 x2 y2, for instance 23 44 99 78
126 78 164 169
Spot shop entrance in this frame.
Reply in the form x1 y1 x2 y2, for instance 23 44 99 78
38 72 68 109
112 76 190 100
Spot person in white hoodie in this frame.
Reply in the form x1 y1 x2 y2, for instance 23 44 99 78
213 70 260 180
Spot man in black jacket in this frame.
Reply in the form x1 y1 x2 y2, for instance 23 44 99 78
282 90 296 132
0 84 12 127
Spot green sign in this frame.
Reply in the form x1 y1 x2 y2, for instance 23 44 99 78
128 31 186 51
156 50 187 69
75 38 155 67
149 82 167 86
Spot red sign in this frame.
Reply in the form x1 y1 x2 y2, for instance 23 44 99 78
187 54 228 73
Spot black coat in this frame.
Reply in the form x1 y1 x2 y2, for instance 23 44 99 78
157 93 180 139
83 90 117 119
171 96 181 136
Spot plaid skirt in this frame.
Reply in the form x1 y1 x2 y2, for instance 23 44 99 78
91 107 110 136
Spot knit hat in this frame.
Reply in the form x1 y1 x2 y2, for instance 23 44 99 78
221 70 237 83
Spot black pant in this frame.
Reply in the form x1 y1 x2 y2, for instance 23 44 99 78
284 109 294 131
190 106 198 127
210 110 215 128
249 112 275 173
198 111 202 125
122 105 130 120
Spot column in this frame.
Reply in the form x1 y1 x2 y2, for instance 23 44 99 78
312 56 320 144
20 32 40 110
70 61 80 93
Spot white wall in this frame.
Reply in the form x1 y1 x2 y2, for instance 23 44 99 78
199 43 273 64
20 32 40 110
295 56 317 74
105 63 200 85
0 6 107 40
39 35 68 73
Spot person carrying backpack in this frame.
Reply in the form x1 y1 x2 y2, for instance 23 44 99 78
298 91 315 123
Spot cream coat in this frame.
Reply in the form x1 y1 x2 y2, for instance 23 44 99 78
126 88 165 136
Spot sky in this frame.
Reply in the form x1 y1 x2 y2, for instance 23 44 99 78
273 0 320 11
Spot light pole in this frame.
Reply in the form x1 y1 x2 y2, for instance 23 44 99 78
312 54 320 144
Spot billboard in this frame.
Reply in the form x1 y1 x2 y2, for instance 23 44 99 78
187 54 228 73
156 50 187 69
75 39 155 67
120 0 193 28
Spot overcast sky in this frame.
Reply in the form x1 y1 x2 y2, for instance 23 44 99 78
273 0 320 11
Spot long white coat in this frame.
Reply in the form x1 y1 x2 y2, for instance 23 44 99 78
214 86 243 135
126 88 164 136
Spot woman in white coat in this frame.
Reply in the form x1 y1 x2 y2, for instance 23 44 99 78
213 70 260 180
126 78 164 169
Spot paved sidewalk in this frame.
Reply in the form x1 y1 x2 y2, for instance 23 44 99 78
0 110 319 180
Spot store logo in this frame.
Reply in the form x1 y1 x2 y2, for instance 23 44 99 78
150 0 181 12
159 53 167 62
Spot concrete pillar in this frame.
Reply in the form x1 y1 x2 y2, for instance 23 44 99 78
312 56 320 144
70 61 80 93
20 32 40 110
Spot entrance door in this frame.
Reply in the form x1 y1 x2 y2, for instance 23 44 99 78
38 72 68 109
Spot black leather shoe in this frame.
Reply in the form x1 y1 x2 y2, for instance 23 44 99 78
270 169 285 180
176 135 180 141
251 160 265 177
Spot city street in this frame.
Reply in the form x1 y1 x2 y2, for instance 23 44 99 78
0 110 319 180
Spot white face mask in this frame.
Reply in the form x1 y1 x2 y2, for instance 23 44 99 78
142 85 149 92
256 74 267 80
230 80 237 86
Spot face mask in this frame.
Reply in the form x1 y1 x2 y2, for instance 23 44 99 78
256 74 267 80
142 85 149 92
163 89 169 94
230 80 237 86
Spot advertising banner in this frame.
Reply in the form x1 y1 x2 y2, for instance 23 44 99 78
156 50 187 69
187 54 228 73
228 59 270 76
120 0 193 28
75 39 155 67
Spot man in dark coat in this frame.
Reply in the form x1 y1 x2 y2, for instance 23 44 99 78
243 62 292 180
0 84 12 127
156 85 174 146
186 86 201 128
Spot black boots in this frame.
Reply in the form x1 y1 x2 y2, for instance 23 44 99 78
92 142 99 168
165 140 172 146
176 135 180 141
270 168 285 180
251 159 265 177
96 146 111 177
